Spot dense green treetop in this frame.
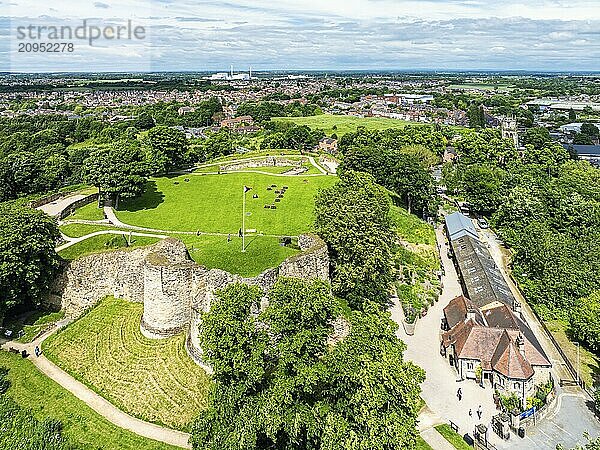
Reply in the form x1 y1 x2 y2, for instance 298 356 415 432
0 203 60 324
192 279 424 450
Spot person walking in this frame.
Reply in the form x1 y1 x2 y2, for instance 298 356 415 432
457 388 462 401
469 408 472 418
477 405 482 420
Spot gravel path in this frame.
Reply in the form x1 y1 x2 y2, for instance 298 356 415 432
1 328 192 449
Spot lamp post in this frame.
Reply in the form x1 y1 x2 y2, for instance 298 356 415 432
242 185 251 252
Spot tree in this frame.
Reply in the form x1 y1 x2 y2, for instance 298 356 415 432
191 279 424 450
568 109 577 121
467 103 486 128
314 171 395 309
522 127 551 150
573 133 593 145
460 164 505 215
0 204 60 324
83 141 149 208
146 126 188 174
581 123 599 138
570 291 600 353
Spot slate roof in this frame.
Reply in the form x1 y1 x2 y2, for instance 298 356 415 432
445 212 478 241
451 235 516 309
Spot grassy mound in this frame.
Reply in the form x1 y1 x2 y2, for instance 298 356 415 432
43 297 210 431
58 234 161 261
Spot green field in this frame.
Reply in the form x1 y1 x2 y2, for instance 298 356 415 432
182 234 298 276
0 351 181 450
116 173 336 235
273 114 425 136
435 424 472 450
64 201 105 221
43 297 210 431
60 222 127 237
58 234 162 260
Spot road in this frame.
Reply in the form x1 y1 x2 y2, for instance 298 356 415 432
37 193 90 217
392 225 498 441
477 225 600 449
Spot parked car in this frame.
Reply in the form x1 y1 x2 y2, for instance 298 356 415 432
477 217 489 229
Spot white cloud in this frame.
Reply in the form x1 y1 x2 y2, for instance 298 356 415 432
2 0 600 72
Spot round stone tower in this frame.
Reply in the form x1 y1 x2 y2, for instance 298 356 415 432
140 239 195 339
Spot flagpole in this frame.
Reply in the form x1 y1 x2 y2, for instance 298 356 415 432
242 185 246 253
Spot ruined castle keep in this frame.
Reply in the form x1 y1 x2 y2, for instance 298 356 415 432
49 234 329 363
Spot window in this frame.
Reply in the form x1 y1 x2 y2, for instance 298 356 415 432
467 362 474 370
513 382 520 390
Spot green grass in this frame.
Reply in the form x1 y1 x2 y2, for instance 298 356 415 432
416 436 434 450
117 173 337 236
273 114 425 136
544 318 600 388
0 351 182 450
180 234 299 277
390 205 436 246
43 297 210 431
58 234 161 261
435 424 472 449
60 223 126 238
63 201 105 221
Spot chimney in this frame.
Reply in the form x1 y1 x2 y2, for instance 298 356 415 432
466 306 477 322
515 334 526 357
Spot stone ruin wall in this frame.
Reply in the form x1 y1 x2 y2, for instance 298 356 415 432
220 156 306 172
50 234 330 348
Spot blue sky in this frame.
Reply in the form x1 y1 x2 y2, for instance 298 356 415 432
2 0 600 72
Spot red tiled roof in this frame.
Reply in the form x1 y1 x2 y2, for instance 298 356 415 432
491 331 534 380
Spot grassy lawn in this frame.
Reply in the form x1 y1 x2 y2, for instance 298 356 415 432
273 114 425 136
58 234 162 261
180 234 299 277
544 318 600 388
435 424 472 449
64 201 105 221
195 164 322 175
0 351 182 450
416 436 434 450
43 297 210 431
390 205 436 246
117 173 336 235
60 222 126 238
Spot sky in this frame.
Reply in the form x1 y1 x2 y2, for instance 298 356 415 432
1 0 600 73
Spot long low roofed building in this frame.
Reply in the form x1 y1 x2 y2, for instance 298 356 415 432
442 213 552 408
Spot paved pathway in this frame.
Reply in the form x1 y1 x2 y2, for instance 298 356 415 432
1 329 191 449
37 193 90 217
421 427 456 450
392 225 498 443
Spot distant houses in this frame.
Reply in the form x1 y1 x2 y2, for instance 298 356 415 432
318 137 338 155
441 212 552 408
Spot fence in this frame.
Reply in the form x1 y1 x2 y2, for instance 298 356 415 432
507 273 594 398
28 192 63 209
